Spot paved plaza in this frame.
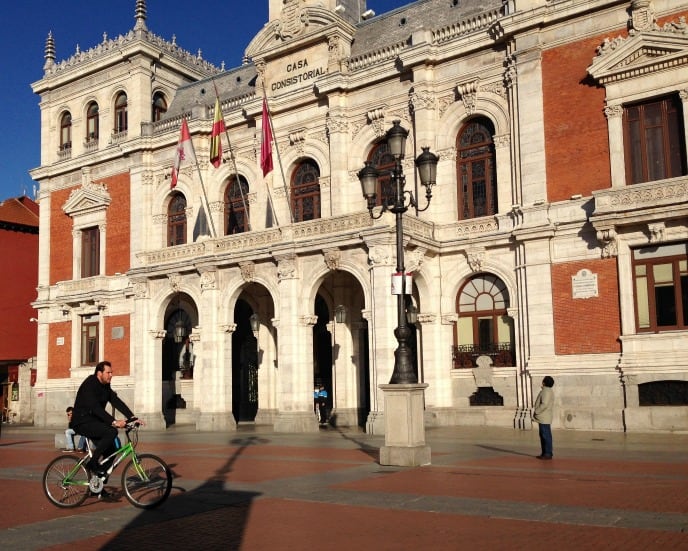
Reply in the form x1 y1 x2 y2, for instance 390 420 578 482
0 423 687 550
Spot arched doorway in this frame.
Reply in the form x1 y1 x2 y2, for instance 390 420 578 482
232 299 258 422
313 295 333 421
315 272 369 429
162 293 197 426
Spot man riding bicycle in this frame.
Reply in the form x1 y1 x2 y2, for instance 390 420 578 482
70 360 139 477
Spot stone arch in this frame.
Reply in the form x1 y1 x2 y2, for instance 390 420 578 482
436 95 509 152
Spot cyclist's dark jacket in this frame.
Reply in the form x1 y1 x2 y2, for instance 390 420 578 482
70 374 134 428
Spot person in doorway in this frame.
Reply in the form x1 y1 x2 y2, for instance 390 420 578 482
63 406 87 452
314 386 321 422
533 376 555 460
317 385 328 425
178 336 195 378
70 361 139 478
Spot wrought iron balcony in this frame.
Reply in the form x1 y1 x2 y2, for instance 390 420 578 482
451 343 515 368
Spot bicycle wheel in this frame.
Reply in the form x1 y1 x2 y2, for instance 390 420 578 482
121 453 172 509
43 455 90 508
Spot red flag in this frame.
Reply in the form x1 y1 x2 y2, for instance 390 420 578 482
210 98 225 168
171 118 197 189
260 97 273 177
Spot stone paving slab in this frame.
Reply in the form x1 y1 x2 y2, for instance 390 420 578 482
1 425 687 550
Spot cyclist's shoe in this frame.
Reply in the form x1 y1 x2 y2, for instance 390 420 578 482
87 460 107 478
98 488 118 501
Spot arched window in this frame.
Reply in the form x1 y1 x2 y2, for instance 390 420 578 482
367 142 395 207
167 192 187 246
60 112 72 150
224 175 250 234
114 92 128 133
291 160 321 222
86 102 99 142
152 92 167 122
453 274 514 367
456 117 497 219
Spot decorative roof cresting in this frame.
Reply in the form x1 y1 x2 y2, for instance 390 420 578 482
41 0 220 77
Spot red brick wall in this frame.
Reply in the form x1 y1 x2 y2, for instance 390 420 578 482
105 172 131 275
49 188 74 285
104 314 131 376
0 229 38 359
48 321 72 378
542 9 688 202
542 34 612 201
49 172 131 285
552 259 621 355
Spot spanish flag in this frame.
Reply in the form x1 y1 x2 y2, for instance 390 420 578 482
210 97 225 168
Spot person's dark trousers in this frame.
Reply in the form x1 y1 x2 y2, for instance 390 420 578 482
72 421 118 467
538 423 553 457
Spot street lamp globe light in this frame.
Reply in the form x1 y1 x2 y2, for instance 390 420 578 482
386 120 409 159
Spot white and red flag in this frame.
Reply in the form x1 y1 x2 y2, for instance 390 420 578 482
171 118 197 189
260 96 273 177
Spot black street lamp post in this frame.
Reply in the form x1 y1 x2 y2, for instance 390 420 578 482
358 120 439 384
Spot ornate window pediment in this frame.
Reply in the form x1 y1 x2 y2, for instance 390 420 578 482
588 24 688 85
62 182 111 217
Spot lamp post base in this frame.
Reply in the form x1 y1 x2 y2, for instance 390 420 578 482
378 383 431 466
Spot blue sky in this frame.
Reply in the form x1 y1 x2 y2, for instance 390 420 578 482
0 0 401 202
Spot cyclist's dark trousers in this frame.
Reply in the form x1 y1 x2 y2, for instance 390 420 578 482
73 421 118 464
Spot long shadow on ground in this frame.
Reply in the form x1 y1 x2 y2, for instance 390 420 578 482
100 435 267 550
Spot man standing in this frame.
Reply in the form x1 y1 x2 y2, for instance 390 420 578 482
533 376 555 460
70 361 137 476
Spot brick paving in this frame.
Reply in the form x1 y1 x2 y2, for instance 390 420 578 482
1 424 687 550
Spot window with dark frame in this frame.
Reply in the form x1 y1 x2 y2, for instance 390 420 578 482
453 274 515 368
291 160 321 222
114 92 128 133
456 117 497 219
167 192 187 246
152 92 167 122
623 94 687 185
224 175 250 234
60 112 72 150
86 102 99 141
81 315 99 366
81 226 100 278
632 242 688 332
367 142 395 208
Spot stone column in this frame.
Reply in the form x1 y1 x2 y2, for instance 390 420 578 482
273 253 319 432
196 269 236 430
131 279 165 430
364 237 397 435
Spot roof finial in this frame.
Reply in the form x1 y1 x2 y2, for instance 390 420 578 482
135 0 147 31
43 31 55 72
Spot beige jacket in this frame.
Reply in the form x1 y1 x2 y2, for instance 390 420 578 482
533 386 554 424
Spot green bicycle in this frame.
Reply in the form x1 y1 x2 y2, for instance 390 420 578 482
42 420 172 509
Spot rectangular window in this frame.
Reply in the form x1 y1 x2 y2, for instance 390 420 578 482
81 315 99 366
632 243 688 332
81 227 100 278
623 94 687 185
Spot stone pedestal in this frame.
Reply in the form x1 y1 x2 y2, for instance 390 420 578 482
379 383 431 466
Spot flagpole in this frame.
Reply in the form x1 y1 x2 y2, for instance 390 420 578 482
262 88 294 224
211 80 252 232
171 116 216 239
193 155 217 239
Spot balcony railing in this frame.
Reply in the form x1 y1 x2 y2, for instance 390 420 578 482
451 343 515 368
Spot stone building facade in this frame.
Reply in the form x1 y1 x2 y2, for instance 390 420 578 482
29 0 688 432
